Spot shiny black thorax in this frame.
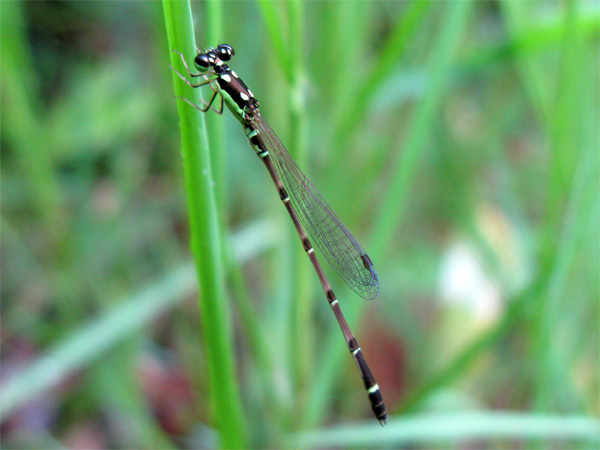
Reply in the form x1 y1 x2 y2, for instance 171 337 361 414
213 63 259 121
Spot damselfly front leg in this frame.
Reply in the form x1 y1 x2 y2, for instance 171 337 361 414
172 49 204 78
171 50 223 114
175 90 224 115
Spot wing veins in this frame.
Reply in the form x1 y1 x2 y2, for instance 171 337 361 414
254 115 379 300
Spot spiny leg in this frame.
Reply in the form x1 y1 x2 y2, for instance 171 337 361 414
172 49 203 77
214 95 224 114
176 89 223 115
170 63 216 89
169 49 220 90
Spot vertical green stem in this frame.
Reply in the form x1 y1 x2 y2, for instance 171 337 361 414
162 1 246 447
534 0 588 418
371 1 471 259
200 4 283 430
331 0 432 158
286 0 312 425
204 0 226 214
257 0 311 426
1 1 65 241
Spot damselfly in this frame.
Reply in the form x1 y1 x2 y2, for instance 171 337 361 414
171 44 387 425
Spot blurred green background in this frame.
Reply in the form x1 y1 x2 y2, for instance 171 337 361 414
1 0 599 448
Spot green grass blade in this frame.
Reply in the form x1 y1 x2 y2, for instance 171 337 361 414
289 412 600 448
331 0 432 156
0 1 65 239
285 0 314 425
203 0 226 213
258 0 291 80
371 1 472 258
257 0 313 426
162 1 247 446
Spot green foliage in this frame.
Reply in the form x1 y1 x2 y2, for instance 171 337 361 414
163 1 246 447
1 1 598 449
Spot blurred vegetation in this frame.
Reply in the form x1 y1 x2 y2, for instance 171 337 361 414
1 1 599 449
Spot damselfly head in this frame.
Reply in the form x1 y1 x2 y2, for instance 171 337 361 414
194 44 235 72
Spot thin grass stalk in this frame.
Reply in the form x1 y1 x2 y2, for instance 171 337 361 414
256 4 296 404
537 141 598 400
162 1 247 447
258 0 291 80
256 0 313 427
500 2 593 429
331 0 432 159
1 2 85 332
227 251 293 436
499 2 553 126
203 0 226 213
0 1 64 238
289 412 600 448
326 1 430 211
196 0 288 431
324 2 368 132
2 0 86 347
302 2 472 428
498 7 566 440
533 1 589 418
284 0 313 425
370 1 472 259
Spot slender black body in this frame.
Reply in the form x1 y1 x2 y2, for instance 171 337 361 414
171 44 387 425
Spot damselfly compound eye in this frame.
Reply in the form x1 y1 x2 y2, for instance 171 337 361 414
194 53 210 71
217 44 234 61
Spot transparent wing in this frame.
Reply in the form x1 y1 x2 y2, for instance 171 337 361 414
254 115 379 300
